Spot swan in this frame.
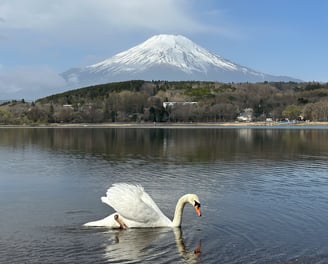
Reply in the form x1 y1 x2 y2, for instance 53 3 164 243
84 183 202 228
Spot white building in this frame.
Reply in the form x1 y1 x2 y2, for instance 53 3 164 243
163 102 197 109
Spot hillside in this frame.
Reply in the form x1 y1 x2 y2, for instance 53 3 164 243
1 80 328 125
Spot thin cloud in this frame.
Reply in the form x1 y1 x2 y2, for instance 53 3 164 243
0 66 67 100
0 0 212 34
98 0 208 33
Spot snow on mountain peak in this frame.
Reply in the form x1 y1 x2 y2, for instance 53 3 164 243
88 34 238 74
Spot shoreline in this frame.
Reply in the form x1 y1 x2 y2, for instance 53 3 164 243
1 121 328 128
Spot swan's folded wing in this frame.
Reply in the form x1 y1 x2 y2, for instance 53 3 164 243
104 183 162 224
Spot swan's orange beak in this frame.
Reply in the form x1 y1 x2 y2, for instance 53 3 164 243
194 205 202 217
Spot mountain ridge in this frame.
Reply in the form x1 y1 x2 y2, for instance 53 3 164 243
62 34 300 86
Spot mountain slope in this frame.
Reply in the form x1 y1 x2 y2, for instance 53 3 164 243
62 34 299 86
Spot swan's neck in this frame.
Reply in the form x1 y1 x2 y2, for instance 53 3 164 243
172 194 190 227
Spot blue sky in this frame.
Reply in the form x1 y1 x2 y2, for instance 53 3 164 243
0 0 327 100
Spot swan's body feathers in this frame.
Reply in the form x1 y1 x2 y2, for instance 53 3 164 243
84 183 201 228
101 183 170 225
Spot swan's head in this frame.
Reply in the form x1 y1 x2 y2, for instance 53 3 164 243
188 194 202 217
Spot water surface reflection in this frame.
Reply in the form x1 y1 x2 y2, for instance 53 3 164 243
1 127 328 162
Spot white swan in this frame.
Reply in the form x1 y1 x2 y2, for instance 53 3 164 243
84 183 202 228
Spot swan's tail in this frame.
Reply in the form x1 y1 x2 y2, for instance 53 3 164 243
83 214 118 227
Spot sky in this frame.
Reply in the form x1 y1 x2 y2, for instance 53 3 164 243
1 0 327 100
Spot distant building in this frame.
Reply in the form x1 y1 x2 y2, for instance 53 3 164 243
237 108 253 122
163 101 197 109
63 104 73 109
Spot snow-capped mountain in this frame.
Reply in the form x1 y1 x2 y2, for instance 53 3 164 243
62 34 299 86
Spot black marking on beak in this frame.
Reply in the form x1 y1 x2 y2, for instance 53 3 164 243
194 201 201 208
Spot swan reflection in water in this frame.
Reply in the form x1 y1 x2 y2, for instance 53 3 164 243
173 227 202 260
102 227 202 263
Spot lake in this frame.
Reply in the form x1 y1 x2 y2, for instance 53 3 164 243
0 126 328 263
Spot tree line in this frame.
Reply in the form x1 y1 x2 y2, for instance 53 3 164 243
1 80 328 125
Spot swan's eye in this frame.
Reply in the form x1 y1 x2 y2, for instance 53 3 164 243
194 201 201 208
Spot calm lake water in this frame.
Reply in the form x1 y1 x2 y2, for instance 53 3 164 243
0 126 328 263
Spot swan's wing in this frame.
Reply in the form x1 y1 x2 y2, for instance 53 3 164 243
102 183 167 224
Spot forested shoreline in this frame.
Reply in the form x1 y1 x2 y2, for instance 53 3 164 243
1 80 328 125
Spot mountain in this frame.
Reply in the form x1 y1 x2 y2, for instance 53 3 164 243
62 34 300 86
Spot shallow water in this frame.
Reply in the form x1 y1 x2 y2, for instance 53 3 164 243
0 127 328 263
